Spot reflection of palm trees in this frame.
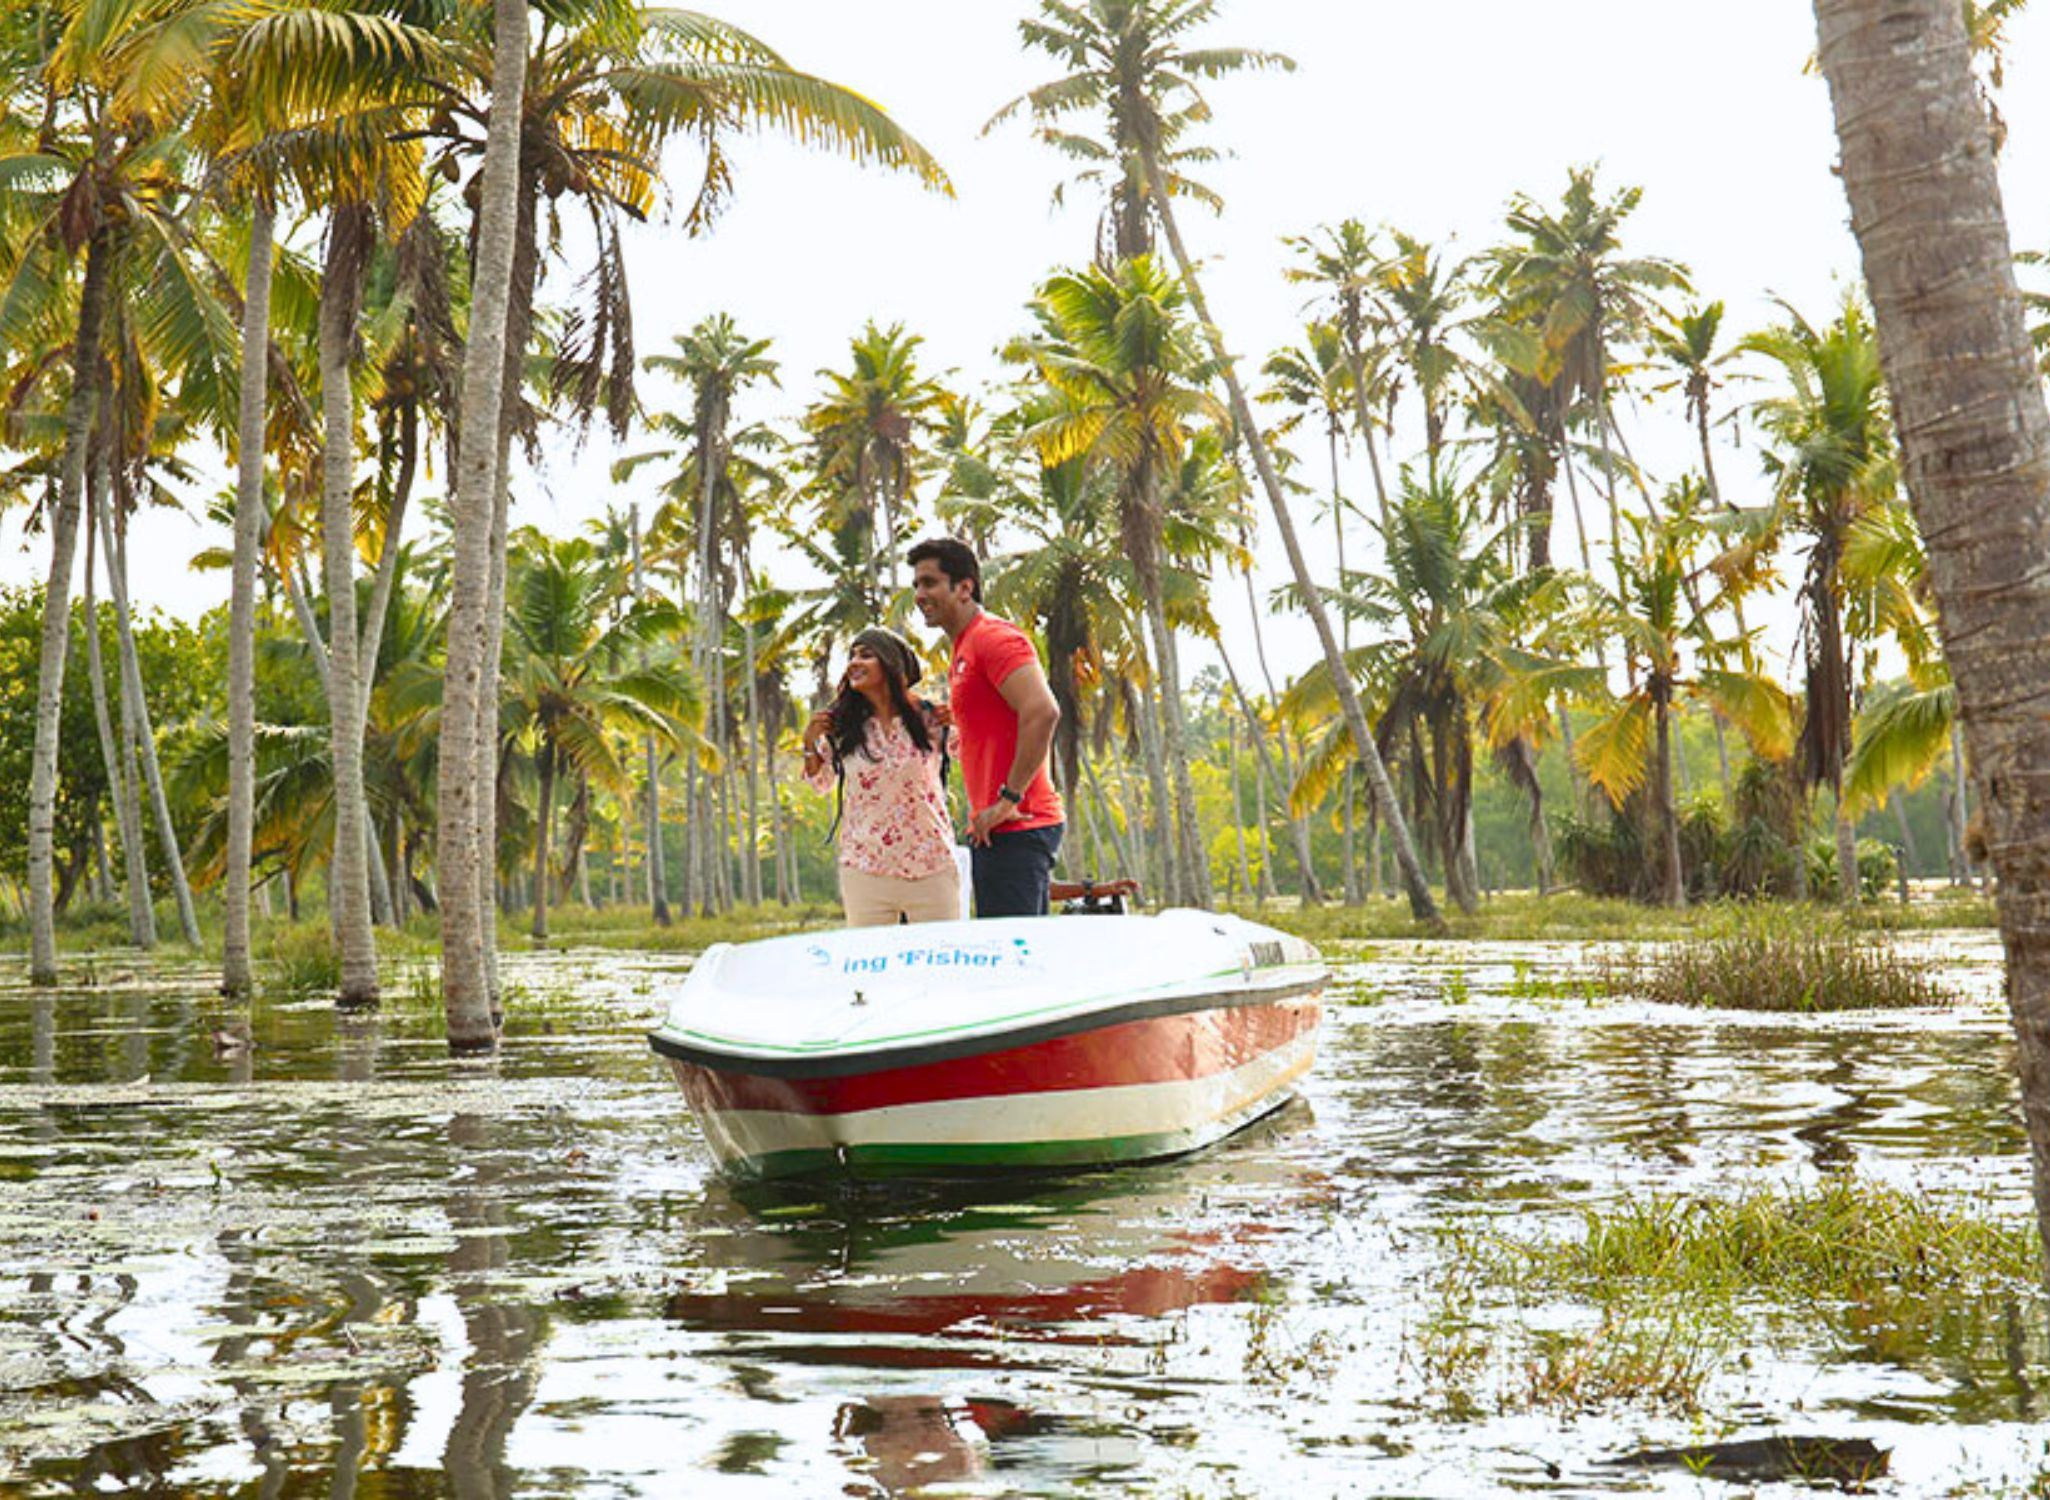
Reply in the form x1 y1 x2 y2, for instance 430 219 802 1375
443 1111 546 1500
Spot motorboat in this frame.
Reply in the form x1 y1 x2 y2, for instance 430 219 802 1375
646 909 1327 1181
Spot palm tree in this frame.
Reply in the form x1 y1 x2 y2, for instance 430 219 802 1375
8 0 206 981
985 1 1259 264
437 0 528 1051
1486 169 1688 586
1008 256 1225 905
803 323 950 613
1288 471 1554 913
635 316 777 913
1648 302 1739 506
998 0 1441 922
1282 220 1399 529
435 6 947 1040
500 532 698 940
1742 296 1898 903
1574 512 1794 906
1262 319 1367 900
1812 0 2050 1272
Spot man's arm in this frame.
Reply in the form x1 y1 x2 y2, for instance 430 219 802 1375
967 661 1060 845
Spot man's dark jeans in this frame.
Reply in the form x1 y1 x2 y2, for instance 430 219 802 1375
971 822 1064 917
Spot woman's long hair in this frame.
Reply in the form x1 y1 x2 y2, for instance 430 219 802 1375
824 649 933 770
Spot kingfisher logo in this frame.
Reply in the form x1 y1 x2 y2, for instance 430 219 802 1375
840 937 1034 976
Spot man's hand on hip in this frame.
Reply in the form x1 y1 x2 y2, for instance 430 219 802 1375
967 800 1020 847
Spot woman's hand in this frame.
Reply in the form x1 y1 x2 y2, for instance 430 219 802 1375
926 701 954 730
803 711 833 762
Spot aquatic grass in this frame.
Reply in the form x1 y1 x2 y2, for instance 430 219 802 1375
1516 1179 2041 1303
1420 1178 2044 1419
265 923 339 998
1599 910 1954 1011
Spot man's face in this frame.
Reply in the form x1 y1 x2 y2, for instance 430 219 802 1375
912 560 969 626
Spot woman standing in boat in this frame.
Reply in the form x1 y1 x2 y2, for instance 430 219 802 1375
802 627 963 926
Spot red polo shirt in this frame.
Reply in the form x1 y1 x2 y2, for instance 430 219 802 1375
947 611 1063 831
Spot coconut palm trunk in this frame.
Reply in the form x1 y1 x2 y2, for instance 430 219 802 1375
530 744 554 940
1135 543 1206 904
1949 721 1972 884
320 206 378 1006
473 181 541 1015
627 506 671 923
100 480 200 947
84 477 152 947
1131 660 1178 899
27 231 113 985
1141 145 1438 925
1217 643 1321 910
437 0 528 1051
1655 690 1686 907
222 199 275 995
743 612 763 906
1815 0 2050 1269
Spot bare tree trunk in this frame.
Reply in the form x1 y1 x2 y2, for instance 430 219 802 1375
1230 714 1251 905
223 198 274 995
1217 643 1321 912
102 481 201 948
1892 792 1921 875
438 0 527 1052
1134 670 1178 901
28 231 110 985
320 207 378 1006
1656 696 1686 908
1835 806 1860 906
1145 155 1437 926
1816 0 2050 1271
1950 720 1972 885
84 477 152 948
743 611 763 907
89 817 112 905
628 509 671 924
530 745 554 941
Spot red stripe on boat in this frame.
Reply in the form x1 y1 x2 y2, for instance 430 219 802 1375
674 999 1319 1117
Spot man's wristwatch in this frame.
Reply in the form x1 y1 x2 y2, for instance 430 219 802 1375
997 785 1022 806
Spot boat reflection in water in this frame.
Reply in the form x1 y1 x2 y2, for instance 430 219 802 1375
665 1103 1325 1493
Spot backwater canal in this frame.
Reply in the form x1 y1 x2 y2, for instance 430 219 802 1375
0 932 2043 1497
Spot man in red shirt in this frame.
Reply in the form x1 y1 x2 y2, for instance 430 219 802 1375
908 538 1064 916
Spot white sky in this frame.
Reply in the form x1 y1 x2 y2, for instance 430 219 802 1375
13 0 2050 685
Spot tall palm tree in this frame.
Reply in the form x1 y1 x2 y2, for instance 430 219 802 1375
1262 319 1366 900
437 0 528 1051
1009 256 1225 905
500 532 698 940
1574 512 1794 906
636 316 777 913
1486 168 1690 588
1812 0 2050 1271
1742 296 1898 903
7 0 211 981
434 6 948 1039
998 0 1441 922
1288 471 1554 913
1282 220 1399 530
803 323 950 613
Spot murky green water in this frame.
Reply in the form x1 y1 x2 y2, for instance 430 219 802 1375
0 932 2043 1497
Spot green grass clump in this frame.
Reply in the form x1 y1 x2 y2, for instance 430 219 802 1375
1603 910 1953 1010
265 922 339 997
1516 1178 2039 1303
1421 1177 2044 1418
